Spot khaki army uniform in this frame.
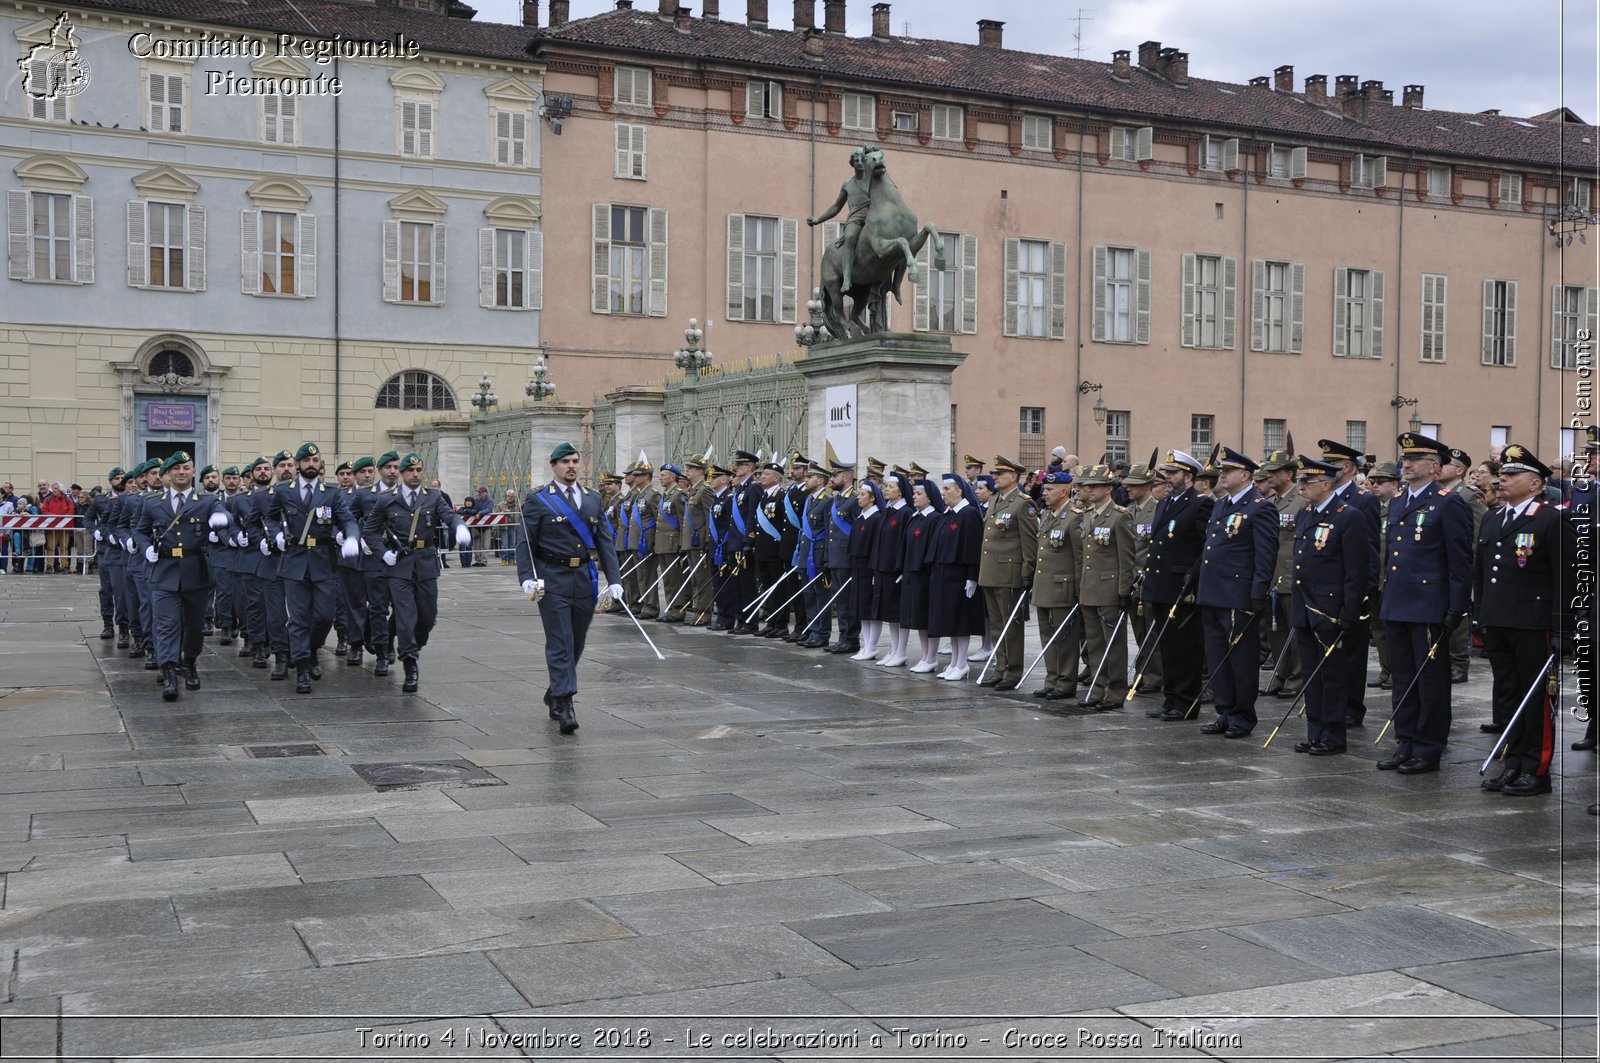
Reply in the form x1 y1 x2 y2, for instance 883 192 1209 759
621 481 661 618
1033 501 1084 698
977 485 1038 686
685 478 716 623
1266 484 1307 688
1442 481 1489 679
1078 498 1137 704
655 481 687 621
1124 491 1164 691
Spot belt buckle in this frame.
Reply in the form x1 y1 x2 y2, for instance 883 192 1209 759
569 557 581 568
414 538 427 548
170 547 183 558
306 537 318 548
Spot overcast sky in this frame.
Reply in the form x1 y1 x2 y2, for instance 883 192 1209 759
471 0 1598 121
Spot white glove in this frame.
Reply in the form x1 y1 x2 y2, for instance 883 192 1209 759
523 579 543 597
607 583 625 601
260 538 271 556
275 532 286 552
124 538 134 554
208 530 219 543
339 537 359 560
335 530 346 546
93 529 102 542
144 545 158 563
234 531 247 547
359 538 372 556
964 579 977 598
208 512 229 529
383 550 398 567
455 525 472 548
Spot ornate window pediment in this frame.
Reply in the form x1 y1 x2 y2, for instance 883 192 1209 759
390 68 444 93
483 195 539 227
245 176 311 211
484 77 538 104
131 164 200 203
14 154 88 192
388 188 447 221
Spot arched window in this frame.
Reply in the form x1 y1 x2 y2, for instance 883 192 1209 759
149 350 195 379
376 370 456 411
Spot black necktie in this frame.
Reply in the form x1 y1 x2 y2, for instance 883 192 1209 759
302 483 311 507
565 486 577 510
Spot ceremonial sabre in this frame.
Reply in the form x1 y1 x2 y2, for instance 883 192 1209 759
1017 603 1080 687
769 570 824 617
975 589 1030 685
1374 621 1455 745
609 593 666 660
800 576 851 634
1127 600 1180 701
743 564 801 618
1479 652 1558 772
1261 633 1341 749
639 554 683 601
1081 608 1128 705
1184 609 1263 719
662 553 707 615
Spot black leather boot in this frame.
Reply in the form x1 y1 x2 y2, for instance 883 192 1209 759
557 695 578 735
309 653 323 681
116 625 129 649
218 629 234 646
144 646 159 671
295 664 313 694
251 647 268 668
373 652 390 677
128 639 143 658
335 636 348 657
345 643 363 666
161 663 180 702
544 688 559 720
183 659 201 690
99 622 115 640
401 658 419 693
271 653 289 681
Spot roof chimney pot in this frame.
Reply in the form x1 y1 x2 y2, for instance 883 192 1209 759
1111 49 1130 80
746 0 767 26
1249 75 1269 89
793 0 814 30
1273 64 1293 92
823 0 844 33
977 18 1004 47
1304 73 1327 104
550 0 569 22
1402 84 1424 108
701 0 718 17
1137 40 1161 70
871 2 890 38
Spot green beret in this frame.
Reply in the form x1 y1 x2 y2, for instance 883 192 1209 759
247 456 269 473
272 450 292 466
109 467 126 481
377 451 400 468
200 465 217 478
549 441 579 464
295 442 321 462
221 465 240 477
125 461 147 478
161 450 193 474
335 460 352 474
351 456 375 473
398 453 424 472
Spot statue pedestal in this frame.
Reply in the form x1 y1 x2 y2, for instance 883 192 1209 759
795 333 967 476
606 386 666 470
524 400 589 482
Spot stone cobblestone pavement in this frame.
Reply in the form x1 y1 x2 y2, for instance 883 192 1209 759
0 567 1594 1061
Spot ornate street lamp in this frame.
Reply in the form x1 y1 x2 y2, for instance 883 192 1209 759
794 289 832 348
1391 395 1423 434
1078 381 1107 426
674 318 713 371
470 372 499 414
525 353 556 401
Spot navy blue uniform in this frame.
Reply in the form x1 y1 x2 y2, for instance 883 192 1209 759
1292 499 1376 750
362 485 459 663
825 489 862 646
1379 482 1473 764
1141 486 1213 713
94 491 128 634
86 491 119 629
244 484 291 661
514 481 621 701
1196 486 1278 732
1330 480 1382 723
799 488 834 642
132 488 229 670
266 478 359 667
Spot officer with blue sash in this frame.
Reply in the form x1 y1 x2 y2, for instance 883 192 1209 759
707 463 738 629
655 463 687 624
727 451 761 633
750 461 790 637
515 442 623 735
775 453 811 639
798 462 834 647
825 455 862 653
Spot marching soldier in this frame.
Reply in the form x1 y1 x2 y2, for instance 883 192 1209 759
1261 448 1306 696
364 452 405 673
1195 446 1278 737
1289 457 1375 755
750 461 790 637
824 455 862 653
1075 464 1135 707
337 457 375 667
229 458 269 667
252 450 298 680
89 467 127 643
1364 462 1401 693
131 451 231 701
1475 444 1569 796
654 463 687 624
120 460 162 670
1377 432 1474 775
198 465 222 636
208 466 243 646
514 442 624 734
682 458 715 625
1440 447 1488 685
364 453 471 694
330 460 357 654
1141 451 1213 720
1319 439 1382 726
266 443 362 693
1031 468 1083 702
976 456 1038 691
798 462 835 648
1122 458 1164 696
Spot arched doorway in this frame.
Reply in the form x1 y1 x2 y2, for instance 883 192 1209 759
112 335 227 469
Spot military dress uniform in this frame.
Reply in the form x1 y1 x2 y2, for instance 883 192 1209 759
750 467 791 637
1076 466 1135 707
1475 445 1569 795
266 444 361 691
1365 463 1401 691
1263 451 1307 693
681 465 715 624
1322 441 1383 725
121 463 162 669
975 456 1038 690
1032 472 1084 701
654 468 687 623
776 462 812 637
1378 433 1474 773
1195 447 1279 736
93 471 128 643
1290 460 1375 754
729 458 762 631
358 468 402 671
622 471 660 619
1122 465 1164 694
799 469 836 647
824 464 862 652
252 453 295 678
1441 453 1490 684
227 463 268 665
337 458 376 665
1141 451 1215 719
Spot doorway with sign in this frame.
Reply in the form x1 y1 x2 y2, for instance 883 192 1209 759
135 394 205 470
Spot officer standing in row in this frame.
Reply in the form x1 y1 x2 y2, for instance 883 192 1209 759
1363 462 1401 692
1030 469 1082 702
683 457 715 625
1122 458 1163 695
1319 439 1382 726
750 461 790 637
623 459 660 619
516 442 624 734
824 455 861 653
976 456 1037 691
1440 447 1489 685
654 463 687 623
798 461 835 647
1141 450 1213 719
1075 463 1135 707
1261 448 1306 696
775 453 812 638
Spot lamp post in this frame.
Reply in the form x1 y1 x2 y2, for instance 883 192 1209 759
1391 395 1422 434
470 372 499 415
525 353 556 401
674 318 714 371
1078 381 1107 427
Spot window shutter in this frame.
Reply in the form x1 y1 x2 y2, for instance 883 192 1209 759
479 227 495 308
1503 281 1517 365
614 123 629 177
1134 126 1153 161
186 205 206 291
7 191 30 280
511 112 527 166
1002 237 1019 337
649 206 670 318
126 201 147 286
960 233 978 334
1586 288 1599 351
72 194 92 284
1290 147 1307 180
1222 138 1239 172
1371 156 1387 189
1135 249 1152 344
778 215 798 323
401 100 416 156
746 80 762 116
1551 285 1563 366
1250 259 1265 351
1091 245 1107 341
382 218 401 303
1369 269 1385 358
912 239 930 331
148 73 164 132
526 229 542 309
1481 279 1495 363
281 96 297 145
1221 256 1237 349
297 213 316 298
1332 267 1348 356
725 213 744 321
432 222 446 303
263 95 280 143
630 125 646 178
1109 127 1126 159
1180 252 1197 348
497 110 512 165
419 102 434 158
1289 263 1305 353
592 203 611 314
1048 241 1067 340
240 209 262 295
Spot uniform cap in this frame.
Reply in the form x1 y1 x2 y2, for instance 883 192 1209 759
962 453 985 470
907 461 929 478
865 456 886 471
1214 445 1259 472
246 457 270 473
1397 432 1449 460
377 451 401 468
334 461 352 474
790 452 810 467
599 469 623 484
711 463 733 477
1499 443 1551 479
351 456 375 473
125 460 148 478
1077 464 1116 485
1158 449 1204 475
1040 469 1074 486
1446 447 1472 469
549 441 579 464
221 465 240 477
827 457 854 475
1296 457 1341 478
805 462 828 478
993 454 1026 476
1317 438 1364 463
1365 460 1400 481
733 450 759 464
109 467 126 481
1260 448 1299 473
198 464 215 478
761 462 785 474
160 451 193 474
684 456 708 471
398 453 425 472
294 442 320 461
661 463 683 477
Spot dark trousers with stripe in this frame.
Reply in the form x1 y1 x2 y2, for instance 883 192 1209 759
152 583 207 667
1296 625 1347 750
538 566 596 698
1485 626 1555 777
1203 606 1260 731
285 572 337 665
262 574 289 655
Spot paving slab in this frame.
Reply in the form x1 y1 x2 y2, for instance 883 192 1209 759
1403 946 1598 1028
1037 873 1353 937
376 802 609 841
1224 905 1554 974
788 897 1117 967
1423 886 1599 950
12 924 312 996
1002 842 1254 892
594 877 889 935
0 898 182 948
1079 928 1336 996
425 854 714 908
672 836 931 885
704 806 952 845
244 788 462 824
837 859 1066 908
172 876 451 930
4 851 300 906
293 901 633 965
127 820 394 861
497 821 746 862
285 834 526 882
1261 855 1549 909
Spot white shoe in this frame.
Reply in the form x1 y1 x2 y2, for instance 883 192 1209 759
909 659 937 673
939 665 970 682
850 646 877 661
938 647 951 656
969 648 993 662
878 654 908 668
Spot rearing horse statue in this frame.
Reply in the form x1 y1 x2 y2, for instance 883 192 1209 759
813 147 943 339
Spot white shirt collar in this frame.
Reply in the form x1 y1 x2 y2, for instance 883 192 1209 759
918 505 934 516
860 504 878 518
1227 485 1252 505
951 498 969 512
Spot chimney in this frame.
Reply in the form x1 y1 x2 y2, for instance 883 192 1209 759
823 0 844 33
977 18 1003 48
550 0 569 22
615 0 632 7
1334 74 1359 98
747 0 766 26
804 26 824 58
1161 48 1188 86
1274 64 1293 92
659 0 674 15
522 0 538 26
1304 73 1327 104
1402 83 1424 108
1138 40 1161 70
702 0 717 17
1361 78 1386 101
1111 49 1130 80
674 5 692 30
1249 75 1268 89
871 2 890 38
793 0 813 30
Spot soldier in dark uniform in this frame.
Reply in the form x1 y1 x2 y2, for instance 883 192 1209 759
252 450 297 680
1440 447 1488 685
365 453 470 694
119 461 161 670
196 465 222 636
1289 457 1375 755
90 467 127 642
1260 449 1305 696
705 464 737 630
1377 432 1474 774
1364 462 1401 692
682 458 714 626
338 457 376 667
775 454 812 639
749 461 790 637
1320 439 1382 726
824 456 862 653
1141 450 1214 720
211 466 245 646
229 458 269 667
728 451 761 632
1195 446 1278 737
365 452 403 669
330 460 357 655
798 462 835 648
1476 445 1569 796
266 443 362 693
131 451 231 700
514 442 624 734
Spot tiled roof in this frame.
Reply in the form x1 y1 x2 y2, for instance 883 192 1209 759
534 9 1598 170
63 0 538 63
